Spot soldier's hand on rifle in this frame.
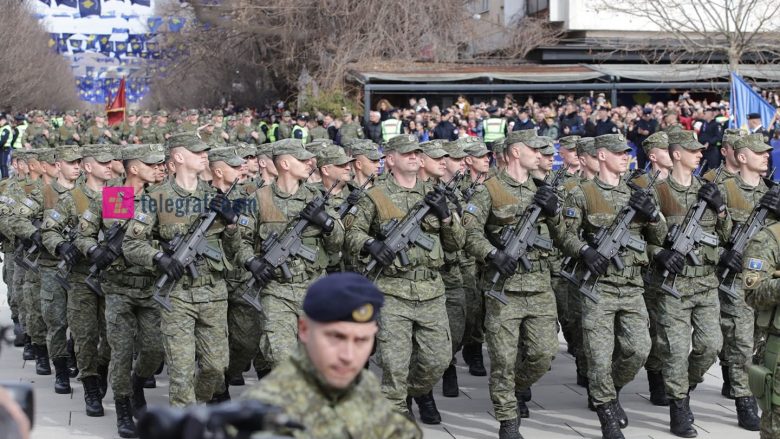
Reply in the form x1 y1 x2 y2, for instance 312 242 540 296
697 182 725 214
656 249 685 274
363 239 395 267
56 241 81 266
487 248 517 276
424 188 450 220
717 249 743 274
760 190 780 216
24 230 42 249
245 257 274 287
154 252 184 281
88 246 114 270
300 201 334 232
346 190 361 207
580 245 609 275
209 193 238 224
628 190 658 222
533 185 559 217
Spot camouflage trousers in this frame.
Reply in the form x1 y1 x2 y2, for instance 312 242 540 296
40 265 69 360
643 286 663 373
377 294 451 413
567 284 586 377
656 283 721 400
104 284 164 398
4 252 19 321
582 286 650 405
445 286 466 365
23 268 47 346
226 295 263 380
551 275 575 348
463 262 485 347
161 294 228 406
67 275 110 378
485 290 558 421
762 406 780 439
719 292 755 398
13 262 27 329
259 281 309 368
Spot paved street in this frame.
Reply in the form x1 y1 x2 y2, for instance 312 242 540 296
0 259 759 438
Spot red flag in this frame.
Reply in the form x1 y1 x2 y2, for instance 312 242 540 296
106 77 126 126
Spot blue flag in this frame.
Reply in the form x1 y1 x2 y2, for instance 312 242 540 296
130 0 150 5
39 0 51 6
168 17 185 32
147 17 163 32
730 72 775 130
78 0 101 17
56 0 77 7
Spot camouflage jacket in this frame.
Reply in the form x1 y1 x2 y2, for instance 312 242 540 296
83 125 119 145
230 123 265 145
338 122 364 142
23 123 54 148
41 182 100 274
743 220 780 361
56 124 81 146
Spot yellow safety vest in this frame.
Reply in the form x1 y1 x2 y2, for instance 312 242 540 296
381 119 402 142
484 117 506 143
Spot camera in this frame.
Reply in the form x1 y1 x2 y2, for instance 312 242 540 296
0 326 34 429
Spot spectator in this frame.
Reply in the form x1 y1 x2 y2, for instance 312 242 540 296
512 108 535 131
560 103 585 136
364 111 382 144
632 108 658 168
698 107 723 170
433 110 459 141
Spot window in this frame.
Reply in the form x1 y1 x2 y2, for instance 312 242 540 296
526 0 549 15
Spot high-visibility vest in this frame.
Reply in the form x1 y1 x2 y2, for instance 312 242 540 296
381 119 402 142
13 122 27 149
483 117 506 143
291 125 308 145
268 123 279 143
0 125 12 148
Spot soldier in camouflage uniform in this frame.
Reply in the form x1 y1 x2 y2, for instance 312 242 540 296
349 140 382 187
338 112 365 145
557 135 581 181
153 110 173 143
315 145 354 273
235 139 343 371
230 110 266 145
0 157 27 347
646 130 729 438
561 134 667 439
123 133 240 407
177 109 200 133
242 273 421 439
55 111 82 146
702 128 746 183
132 111 158 144
210 110 230 145
344 134 464 423
83 114 120 145
23 110 54 148
114 110 138 144
462 130 561 439
277 110 293 140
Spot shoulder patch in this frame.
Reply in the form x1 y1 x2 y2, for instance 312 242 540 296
747 258 764 271
465 203 478 214
238 215 250 226
22 198 36 208
0 195 15 205
744 271 760 289
565 207 577 218
133 212 150 224
82 210 96 223
49 210 62 221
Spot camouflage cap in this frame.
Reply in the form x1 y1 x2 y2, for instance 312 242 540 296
272 139 315 160
282 110 291 117
419 140 449 159
442 139 470 159
558 135 581 150
81 144 114 163
37 149 56 164
54 145 82 162
124 144 166 164
188 109 199 116
318 145 355 167
208 147 246 166
527 136 555 151
505 129 537 146
212 109 224 117
140 110 153 117
235 143 257 158
31 110 45 118
576 137 597 157
668 130 705 150
594 134 631 153
642 131 669 155
534 137 556 155
384 134 422 154
256 143 274 158
734 133 773 152
305 139 335 156
492 138 507 154
157 110 169 117
722 128 747 147
127 109 137 117
350 141 383 161
464 141 491 158
166 132 211 153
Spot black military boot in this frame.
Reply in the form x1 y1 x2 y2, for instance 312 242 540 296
35 344 51 375
256 368 271 380
405 395 415 422
498 417 524 439
442 364 459 397
67 337 79 378
131 373 148 418
12 318 24 347
413 391 442 425
685 388 695 423
23 335 35 361
143 375 156 389
53 357 72 394
735 396 760 431
115 397 139 438
647 370 670 406
669 398 697 438
596 401 625 439
577 371 588 388
208 380 231 405
97 364 109 398
82 376 104 417
228 374 245 386
614 388 628 429
721 365 734 399
466 343 487 376
516 387 532 401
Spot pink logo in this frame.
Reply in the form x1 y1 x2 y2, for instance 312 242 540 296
102 187 134 219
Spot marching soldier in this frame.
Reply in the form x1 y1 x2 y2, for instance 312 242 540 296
83 114 120 145
133 111 158 144
23 110 54 148
703 128 747 183
55 111 82 146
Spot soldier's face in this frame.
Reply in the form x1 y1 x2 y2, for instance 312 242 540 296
57 160 81 181
86 160 113 181
422 155 446 178
581 154 600 174
353 155 379 178
246 156 259 173
259 156 278 177
388 150 420 174
298 317 378 389
151 163 166 182
323 163 351 182
559 147 579 168
674 148 701 171
600 149 630 174
510 143 540 171
649 147 673 169
16 160 28 175
540 155 554 172
111 160 125 176
142 116 152 124
444 157 466 175
466 155 490 174
740 148 770 174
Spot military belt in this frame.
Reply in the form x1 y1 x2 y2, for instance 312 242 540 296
607 265 643 279
115 274 155 289
680 264 715 278
520 260 546 274
390 268 437 281
276 272 309 284
180 273 216 289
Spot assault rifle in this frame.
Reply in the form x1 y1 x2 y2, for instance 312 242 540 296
14 219 42 273
53 225 80 291
485 167 567 305
337 175 375 219
85 221 128 297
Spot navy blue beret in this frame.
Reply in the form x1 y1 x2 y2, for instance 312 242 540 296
303 273 384 323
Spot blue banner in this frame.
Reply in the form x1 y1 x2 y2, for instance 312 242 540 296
56 0 77 7
78 0 101 17
730 72 775 130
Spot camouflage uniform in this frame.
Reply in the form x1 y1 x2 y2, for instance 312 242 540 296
343 134 464 413
230 121 266 145
338 121 365 144
242 347 422 439
56 123 81 146
23 119 54 148
83 125 119 145
309 125 329 141
123 135 240 406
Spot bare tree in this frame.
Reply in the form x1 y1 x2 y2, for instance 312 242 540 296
596 0 780 72
0 1 81 111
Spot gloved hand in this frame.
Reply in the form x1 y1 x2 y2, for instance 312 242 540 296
580 245 609 275
656 249 685 274
24 230 43 249
760 190 780 217
533 185 559 217
346 190 361 207
363 239 395 267
88 246 114 271
245 257 275 287
154 252 184 281
487 248 517 277
424 188 450 220
718 249 744 274
300 201 335 233
209 193 238 224
56 241 81 266
628 190 658 221
697 182 725 213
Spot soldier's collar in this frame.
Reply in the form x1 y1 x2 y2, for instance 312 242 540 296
387 173 426 194
666 174 698 192
498 169 533 188
291 346 361 402
593 174 623 191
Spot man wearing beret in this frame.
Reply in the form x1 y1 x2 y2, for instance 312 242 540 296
461 129 561 438
344 133 464 423
561 133 667 438
703 128 746 183
242 273 421 439
648 130 730 437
